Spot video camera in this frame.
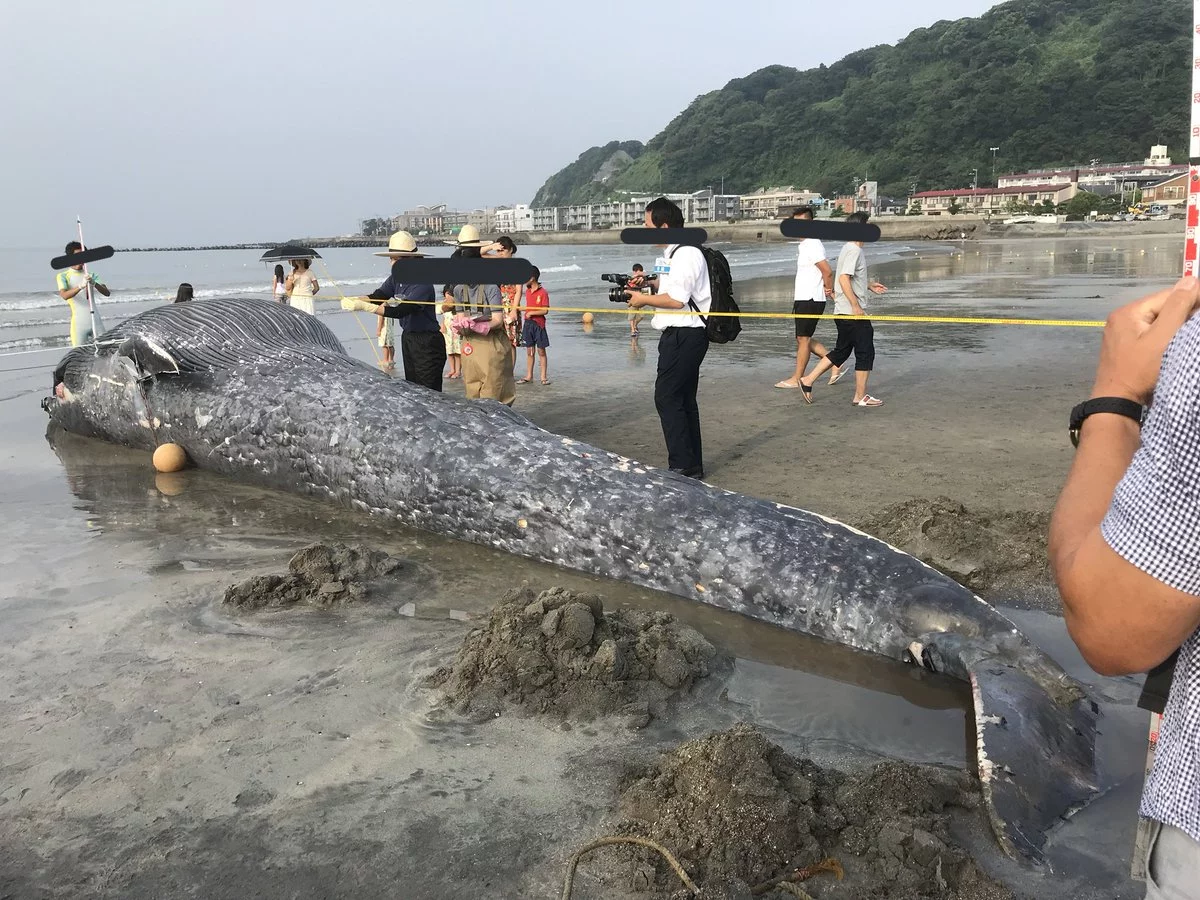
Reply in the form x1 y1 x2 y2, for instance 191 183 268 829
600 272 657 303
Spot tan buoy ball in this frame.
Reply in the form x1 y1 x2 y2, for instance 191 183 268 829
581 312 594 325
153 443 188 473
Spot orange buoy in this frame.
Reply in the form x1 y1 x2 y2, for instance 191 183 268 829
581 312 594 325
153 443 188 473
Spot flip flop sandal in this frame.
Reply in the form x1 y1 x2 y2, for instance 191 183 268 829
801 384 814 405
516 378 532 384
828 367 848 386
774 380 800 389
851 395 883 407
541 380 552 385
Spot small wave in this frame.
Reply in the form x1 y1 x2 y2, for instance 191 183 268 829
537 264 583 273
0 316 67 330
0 335 61 353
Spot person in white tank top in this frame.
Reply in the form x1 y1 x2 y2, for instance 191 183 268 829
285 259 319 314
272 264 288 303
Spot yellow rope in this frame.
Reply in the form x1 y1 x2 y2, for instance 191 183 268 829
315 261 383 364
327 293 1106 329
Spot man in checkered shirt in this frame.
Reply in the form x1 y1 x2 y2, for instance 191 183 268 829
1051 277 1200 897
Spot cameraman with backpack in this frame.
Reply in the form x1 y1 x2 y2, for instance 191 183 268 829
625 197 712 480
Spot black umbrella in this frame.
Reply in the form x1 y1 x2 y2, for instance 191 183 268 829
260 244 322 263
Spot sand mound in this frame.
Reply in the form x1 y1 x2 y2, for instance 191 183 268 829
427 587 724 726
855 497 1050 594
223 542 403 610
588 724 1009 900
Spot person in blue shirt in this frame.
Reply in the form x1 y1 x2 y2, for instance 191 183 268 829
344 231 446 391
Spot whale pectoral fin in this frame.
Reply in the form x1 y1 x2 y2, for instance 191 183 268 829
969 662 1100 863
118 336 180 379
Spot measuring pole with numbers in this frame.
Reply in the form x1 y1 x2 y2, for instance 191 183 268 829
1185 6 1200 277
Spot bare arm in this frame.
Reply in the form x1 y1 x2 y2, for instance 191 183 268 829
1051 280 1200 675
838 274 865 316
625 290 684 310
816 260 834 297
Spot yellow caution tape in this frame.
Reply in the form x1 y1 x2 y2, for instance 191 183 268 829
329 295 1106 329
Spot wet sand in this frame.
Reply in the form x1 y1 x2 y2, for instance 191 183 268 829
0 235 1181 898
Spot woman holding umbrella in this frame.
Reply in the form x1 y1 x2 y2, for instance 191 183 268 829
259 245 322 313
285 258 319 315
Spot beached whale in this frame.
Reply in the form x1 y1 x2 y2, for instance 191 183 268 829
42 297 1098 862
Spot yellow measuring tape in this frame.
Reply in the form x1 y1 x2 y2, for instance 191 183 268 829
325 294 1107 329
315 261 384 364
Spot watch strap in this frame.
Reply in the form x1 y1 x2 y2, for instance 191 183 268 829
1069 397 1144 447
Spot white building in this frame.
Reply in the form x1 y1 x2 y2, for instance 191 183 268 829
998 147 1186 196
739 187 823 220
527 190 741 231
494 204 534 233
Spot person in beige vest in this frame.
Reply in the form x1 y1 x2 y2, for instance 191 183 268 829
446 225 517 405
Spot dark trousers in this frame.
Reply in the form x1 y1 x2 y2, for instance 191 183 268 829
655 327 708 470
827 318 875 371
401 331 447 391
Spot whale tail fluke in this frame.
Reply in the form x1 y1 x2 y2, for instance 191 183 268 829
968 661 1100 862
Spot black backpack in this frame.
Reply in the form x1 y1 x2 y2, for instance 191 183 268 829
668 245 741 344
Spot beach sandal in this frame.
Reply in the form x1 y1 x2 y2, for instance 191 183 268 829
827 367 848 386
800 383 814 405
516 378 532 384
851 395 883 407
774 380 801 389
541 379 552 385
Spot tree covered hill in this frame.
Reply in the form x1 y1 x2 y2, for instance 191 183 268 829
531 0 1189 205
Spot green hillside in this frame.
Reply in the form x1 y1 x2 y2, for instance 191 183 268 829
531 0 1190 204
530 140 645 207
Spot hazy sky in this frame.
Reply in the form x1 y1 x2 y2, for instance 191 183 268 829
3 0 1001 247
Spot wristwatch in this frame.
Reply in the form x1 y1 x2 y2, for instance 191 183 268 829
1069 397 1144 447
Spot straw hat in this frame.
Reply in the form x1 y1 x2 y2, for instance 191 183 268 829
443 223 490 248
374 230 427 258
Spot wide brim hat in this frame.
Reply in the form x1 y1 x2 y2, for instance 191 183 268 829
374 230 427 257
443 223 490 248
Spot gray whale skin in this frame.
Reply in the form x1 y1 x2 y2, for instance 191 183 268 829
43 298 1099 862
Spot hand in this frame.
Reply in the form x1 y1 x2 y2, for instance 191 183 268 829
869 282 888 295
850 304 866 317
824 287 834 298
1091 277 1200 405
626 291 645 309
341 297 376 312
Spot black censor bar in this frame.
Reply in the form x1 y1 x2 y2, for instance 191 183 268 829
50 245 115 270
779 219 882 243
620 227 708 246
389 258 537 285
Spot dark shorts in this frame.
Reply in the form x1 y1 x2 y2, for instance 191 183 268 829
827 318 875 371
521 319 549 349
793 300 826 338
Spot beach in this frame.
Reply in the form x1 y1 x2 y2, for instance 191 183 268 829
0 233 1183 898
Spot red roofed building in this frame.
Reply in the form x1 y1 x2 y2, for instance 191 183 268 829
912 183 1078 215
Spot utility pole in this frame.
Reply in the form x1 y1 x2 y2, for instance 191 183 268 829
990 147 1000 183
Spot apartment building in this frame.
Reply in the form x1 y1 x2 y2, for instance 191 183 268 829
739 187 823 220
